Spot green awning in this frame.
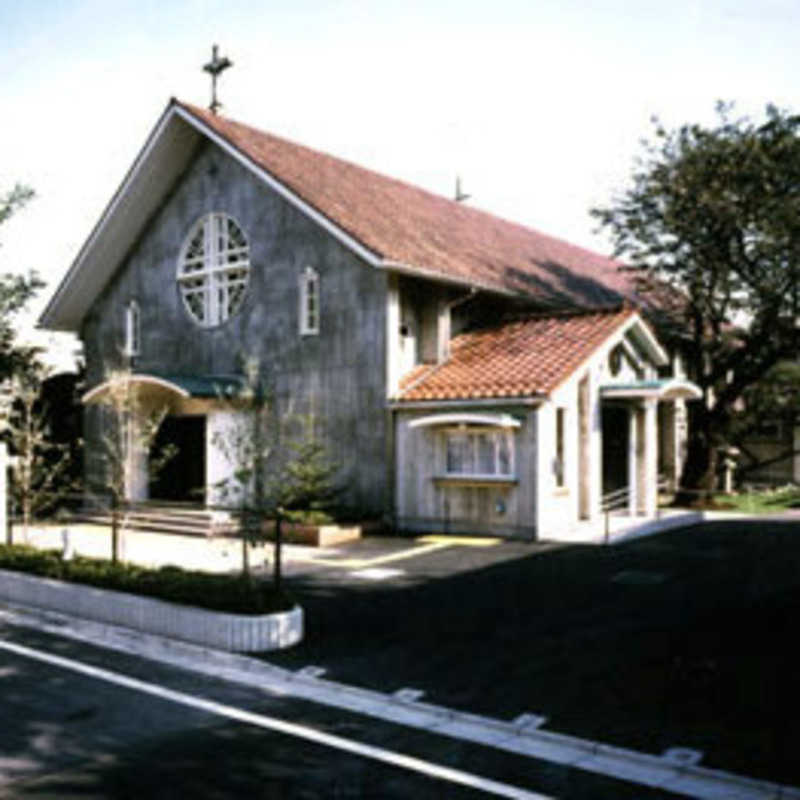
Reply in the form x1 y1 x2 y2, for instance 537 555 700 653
601 378 702 401
82 373 246 404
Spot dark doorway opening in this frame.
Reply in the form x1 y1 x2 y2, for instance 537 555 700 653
602 405 629 496
150 415 206 502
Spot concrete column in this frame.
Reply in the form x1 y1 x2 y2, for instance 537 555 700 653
659 403 677 490
628 406 638 517
578 375 591 520
127 441 149 501
642 399 659 517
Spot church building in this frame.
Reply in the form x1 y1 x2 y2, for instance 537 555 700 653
40 98 700 540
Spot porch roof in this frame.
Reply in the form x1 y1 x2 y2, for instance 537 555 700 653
396 307 657 402
82 373 245 404
600 378 702 401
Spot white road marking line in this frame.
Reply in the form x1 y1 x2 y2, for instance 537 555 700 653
0 638 553 800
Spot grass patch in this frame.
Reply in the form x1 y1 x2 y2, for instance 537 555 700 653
0 544 294 615
714 485 800 514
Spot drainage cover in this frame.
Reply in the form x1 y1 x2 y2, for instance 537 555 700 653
662 747 703 766
611 570 667 585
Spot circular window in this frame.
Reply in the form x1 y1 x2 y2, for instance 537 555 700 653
177 213 250 327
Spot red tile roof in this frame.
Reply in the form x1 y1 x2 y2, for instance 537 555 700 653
178 101 633 307
397 308 636 401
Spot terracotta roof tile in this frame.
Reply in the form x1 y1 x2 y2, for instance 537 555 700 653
398 308 636 401
179 101 634 307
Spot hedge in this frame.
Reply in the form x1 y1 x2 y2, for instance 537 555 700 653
0 544 293 615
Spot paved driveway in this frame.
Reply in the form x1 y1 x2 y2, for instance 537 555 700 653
263 520 800 789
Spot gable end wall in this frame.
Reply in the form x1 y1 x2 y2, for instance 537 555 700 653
81 140 389 516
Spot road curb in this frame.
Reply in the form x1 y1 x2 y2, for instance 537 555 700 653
2 601 798 800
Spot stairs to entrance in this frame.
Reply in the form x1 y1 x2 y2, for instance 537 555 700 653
74 504 240 538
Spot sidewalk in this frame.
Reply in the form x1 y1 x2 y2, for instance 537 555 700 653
8 522 317 574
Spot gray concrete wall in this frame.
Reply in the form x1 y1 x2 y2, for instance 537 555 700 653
81 141 388 516
393 407 538 539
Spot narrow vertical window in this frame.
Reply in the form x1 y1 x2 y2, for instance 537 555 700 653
555 407 565 487
300 266 319 335
125 300 140 358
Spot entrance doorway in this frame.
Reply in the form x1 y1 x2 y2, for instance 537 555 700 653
149 415 206 502
602 405 629 496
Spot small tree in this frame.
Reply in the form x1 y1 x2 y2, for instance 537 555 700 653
211 359 272 577
6 369 80 539
266 414 339 592
95 367 176 562
1 185 45 384
212 361 338 595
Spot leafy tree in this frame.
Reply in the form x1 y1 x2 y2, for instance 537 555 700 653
278 425 339 522
727 360 800 479
6 368 80 539
94 367 176 562
593 103 800 499
210 359 273 577
1 185 44 382
212 359 338 595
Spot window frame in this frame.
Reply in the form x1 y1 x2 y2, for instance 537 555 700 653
442 425 515 480
299 266 320 335
177 212 251 328
555 407 566 487
124 300 140 358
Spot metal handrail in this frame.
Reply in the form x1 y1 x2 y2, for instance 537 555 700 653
601 485 629 513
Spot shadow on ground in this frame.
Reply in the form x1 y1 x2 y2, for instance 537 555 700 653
265 521 800 786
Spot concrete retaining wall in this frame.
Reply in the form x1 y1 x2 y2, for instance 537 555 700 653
0 568 303 652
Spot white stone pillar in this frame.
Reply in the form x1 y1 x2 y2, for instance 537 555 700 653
628 406 638 517
643 399 659 517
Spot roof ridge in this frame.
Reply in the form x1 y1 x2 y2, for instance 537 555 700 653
453 303 634 339
175 99 628 273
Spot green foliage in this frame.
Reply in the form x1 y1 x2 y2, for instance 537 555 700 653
96 366 176 503
270 419 339 517
727 360 800 476
715 485 800 514
0 184 34 228
592 103 800 491
0 184 44 383
0 543 294 615
6 368 81 531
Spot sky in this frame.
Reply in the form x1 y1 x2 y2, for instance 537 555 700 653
1 0 799 368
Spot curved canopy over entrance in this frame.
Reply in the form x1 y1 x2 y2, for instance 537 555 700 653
81 373 247 503
82 373 245 409
600 378 702 402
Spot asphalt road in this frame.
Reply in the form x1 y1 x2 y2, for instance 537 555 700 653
0 622 683 799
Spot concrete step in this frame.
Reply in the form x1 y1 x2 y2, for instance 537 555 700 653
72 507 240 538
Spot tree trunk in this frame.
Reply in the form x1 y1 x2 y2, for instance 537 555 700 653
111 494 119 564
273 515 283 596
675 403 719 505
22 493 30 541
241 511 250 577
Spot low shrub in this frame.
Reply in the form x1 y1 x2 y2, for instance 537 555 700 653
0 544 294 615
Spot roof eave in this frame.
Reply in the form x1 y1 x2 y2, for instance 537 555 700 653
40 100 202 332
40 100 389 334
